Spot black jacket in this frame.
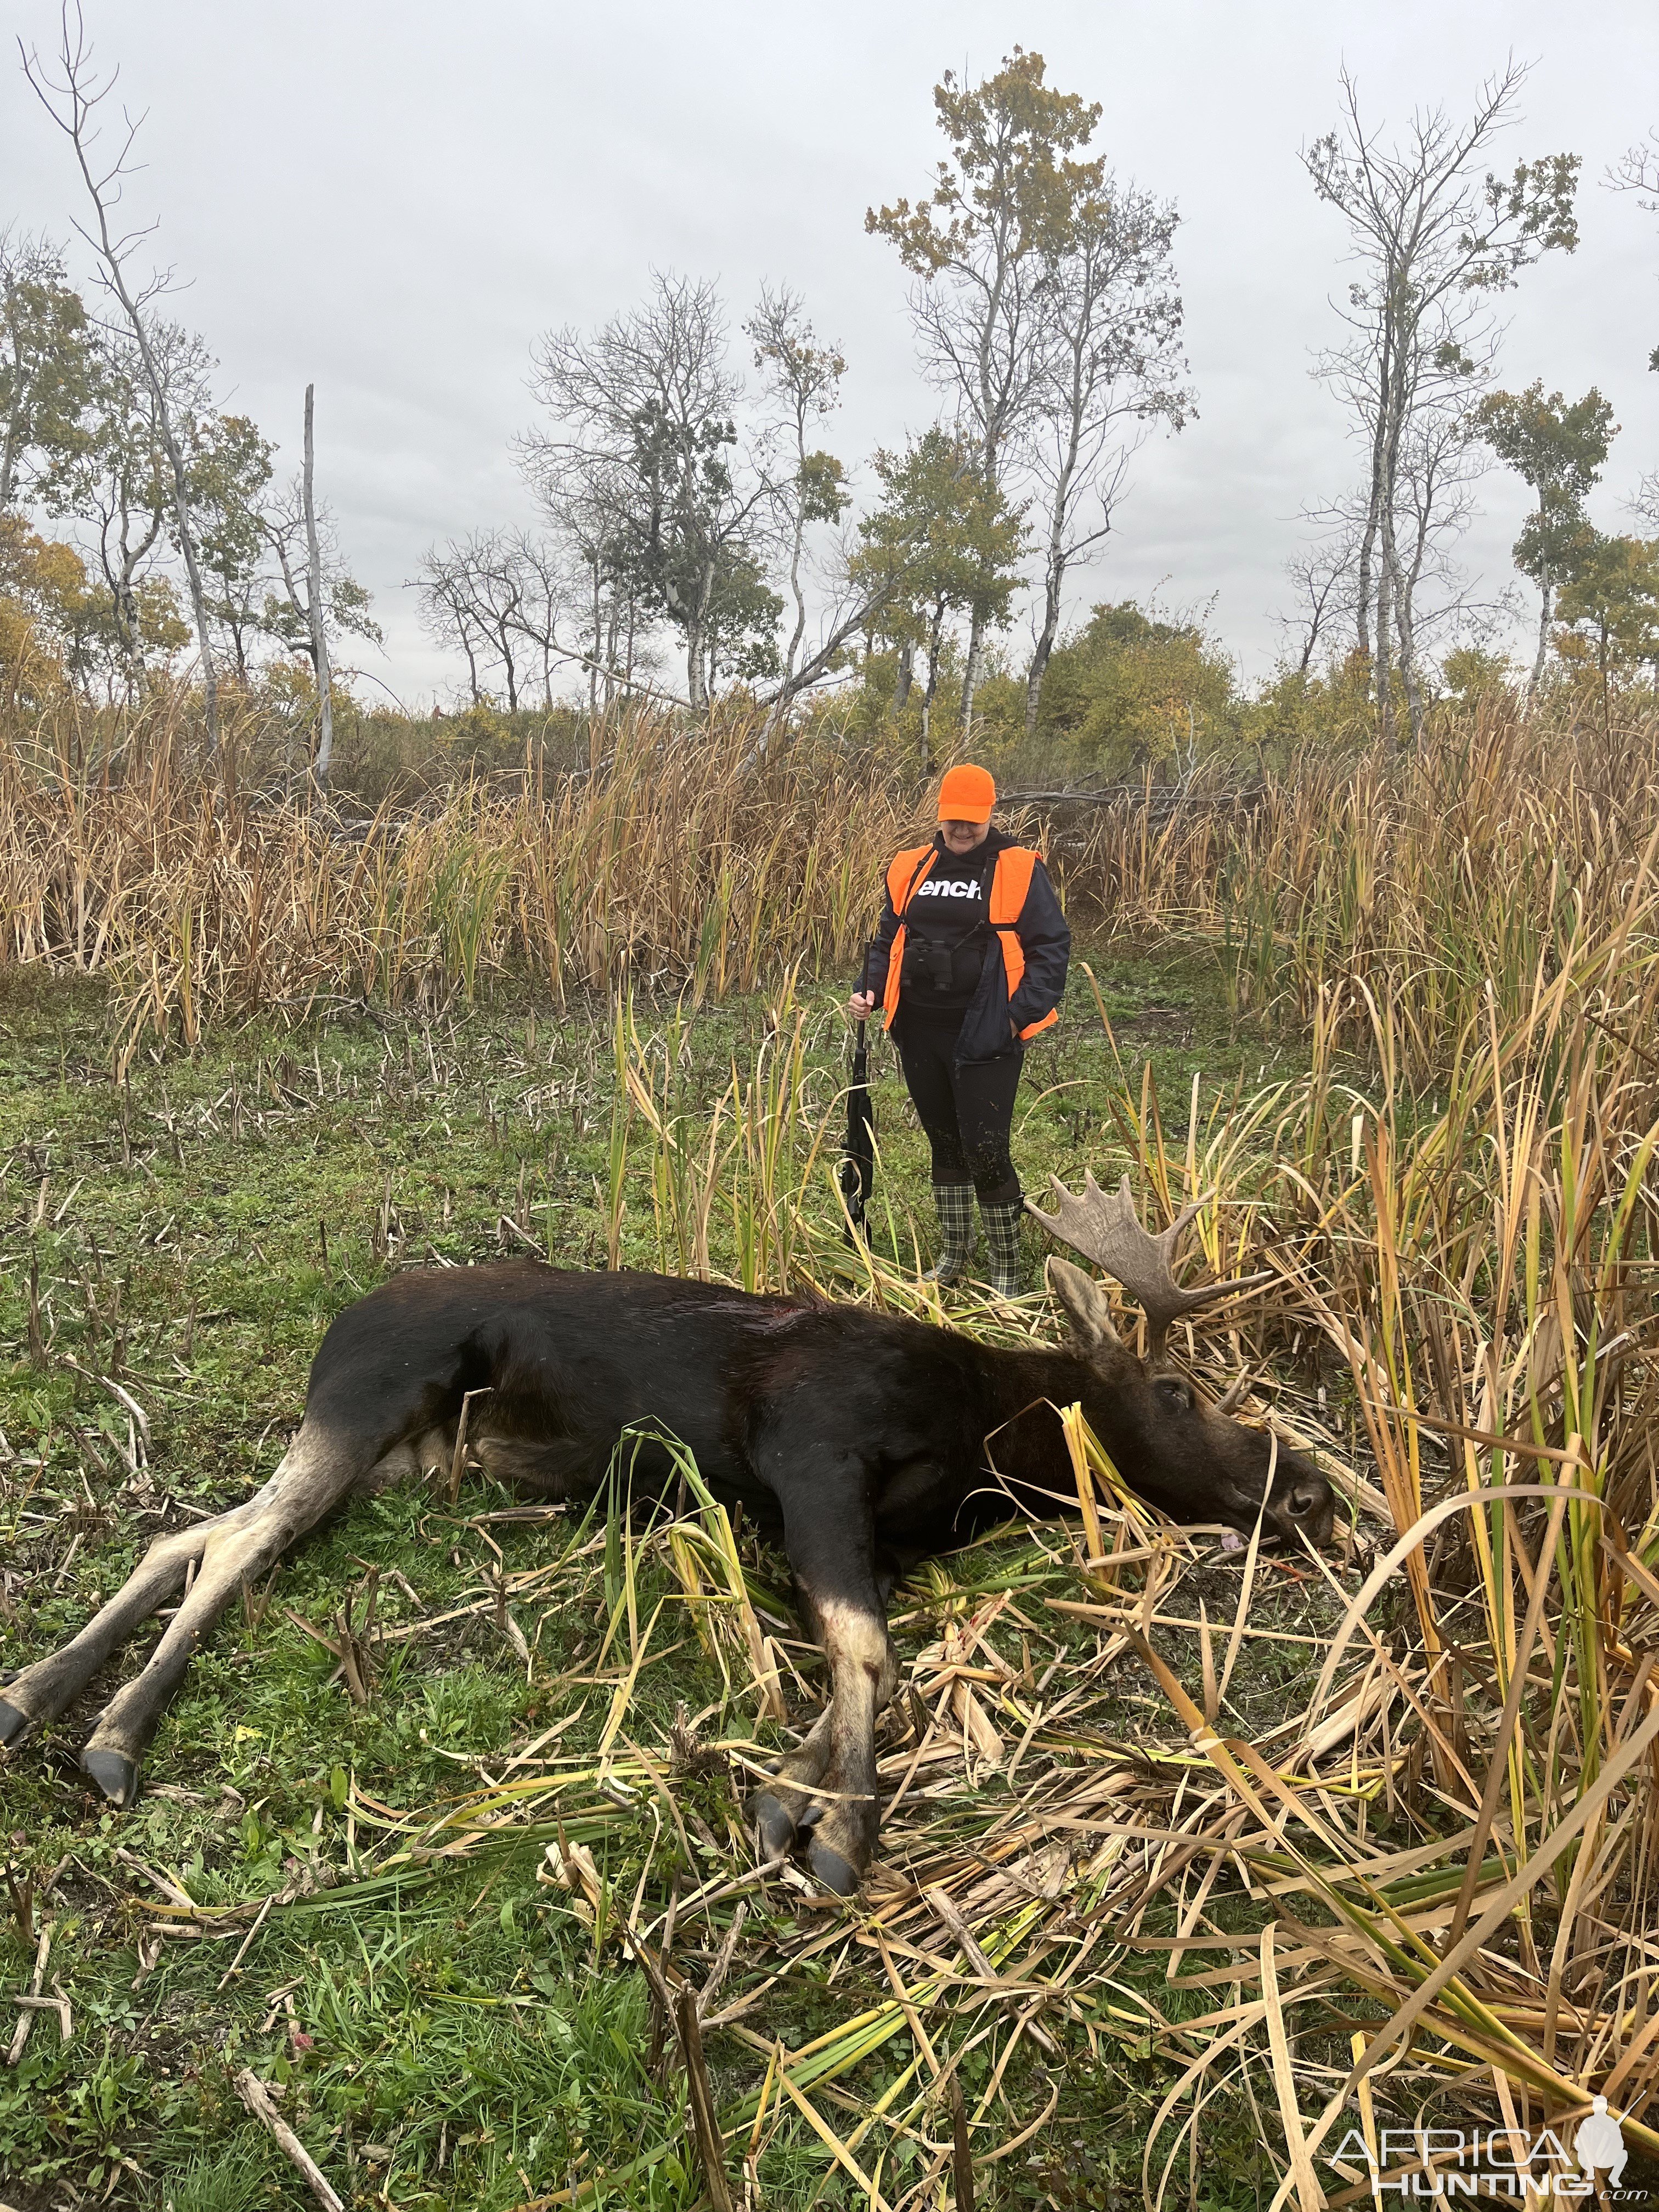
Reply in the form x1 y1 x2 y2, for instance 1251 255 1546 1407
861 828 1071 1065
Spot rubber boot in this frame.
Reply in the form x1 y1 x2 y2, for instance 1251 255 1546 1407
979 1198 1025 1300
923 1183 976 1285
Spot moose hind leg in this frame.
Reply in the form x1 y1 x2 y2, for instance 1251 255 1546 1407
0 1494 266 1752
76 1420 371 1804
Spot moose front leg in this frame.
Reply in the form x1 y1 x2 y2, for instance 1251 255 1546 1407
749 1476 899 1895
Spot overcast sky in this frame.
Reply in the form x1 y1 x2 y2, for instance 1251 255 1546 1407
4 0 1657 706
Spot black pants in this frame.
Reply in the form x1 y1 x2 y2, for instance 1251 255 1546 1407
895 1006 1023 1205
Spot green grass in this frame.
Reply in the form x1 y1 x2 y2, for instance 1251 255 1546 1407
0 949 1339 2210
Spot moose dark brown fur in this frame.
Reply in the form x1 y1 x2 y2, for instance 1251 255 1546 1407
0 1181 1334 1893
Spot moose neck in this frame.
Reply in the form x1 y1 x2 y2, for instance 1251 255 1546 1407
971 1335 1136 1490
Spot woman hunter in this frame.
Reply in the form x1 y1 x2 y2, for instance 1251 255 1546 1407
849 764 1070 1297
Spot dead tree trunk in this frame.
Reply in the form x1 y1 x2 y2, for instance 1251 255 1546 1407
303 384 335 787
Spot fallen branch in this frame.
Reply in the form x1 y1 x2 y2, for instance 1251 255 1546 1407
234 2068 344 2212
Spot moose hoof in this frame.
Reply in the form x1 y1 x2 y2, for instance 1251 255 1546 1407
752 1793 798 1860
806 1837 861 1897
81 1748 139 1807
0 1697 29 1748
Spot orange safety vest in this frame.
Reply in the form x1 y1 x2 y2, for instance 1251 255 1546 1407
878 844 1060 1042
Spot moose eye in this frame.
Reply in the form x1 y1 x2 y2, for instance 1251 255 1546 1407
1153 1376 1193 1415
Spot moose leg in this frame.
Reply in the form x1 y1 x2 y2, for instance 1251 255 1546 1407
0 1420 371 1804
750 1482 898 1896
1 1520 205 1748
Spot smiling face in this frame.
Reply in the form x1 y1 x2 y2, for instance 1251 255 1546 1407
940 816 990 856
1048 1258 1336 1548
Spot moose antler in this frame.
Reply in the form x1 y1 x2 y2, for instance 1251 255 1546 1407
1026 1173 1273 1361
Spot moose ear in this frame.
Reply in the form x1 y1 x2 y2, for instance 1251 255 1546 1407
1046 1256 1123 1351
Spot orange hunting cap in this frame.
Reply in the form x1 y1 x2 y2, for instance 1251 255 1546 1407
937 764 996 824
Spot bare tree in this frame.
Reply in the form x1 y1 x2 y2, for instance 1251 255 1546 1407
22 8 228 757
1303 63 1579 746
1280 523 1362 676
416 546 487 705
414 532 532 709
1024 177 1190 735
1390 401 1491 727
415 530 600 710
1605 129 1659 371
302 385 335 782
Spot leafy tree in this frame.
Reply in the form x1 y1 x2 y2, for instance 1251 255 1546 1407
1554 532 1659 736
191 411 275 678
1440 644 1516 699
24 16 232 754
1240 651 1375 767
702 548 784 688
0 511 185 700
1474 382 1616 687
851 428 1023 772
38 324 292 695
1036 600 1235 774
36 323 217 689
868 50 1099 731
524 273 777 711
0 232 95 510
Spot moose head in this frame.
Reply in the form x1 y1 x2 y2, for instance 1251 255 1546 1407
1028 1173 1335 1548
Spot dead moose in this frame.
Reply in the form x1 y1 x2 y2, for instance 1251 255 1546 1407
1 1176 1334 1893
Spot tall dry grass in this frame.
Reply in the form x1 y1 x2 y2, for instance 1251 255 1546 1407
5 686 1657 1094
0 700 922 1070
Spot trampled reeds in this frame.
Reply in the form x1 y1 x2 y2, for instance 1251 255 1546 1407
585 947 1659 2194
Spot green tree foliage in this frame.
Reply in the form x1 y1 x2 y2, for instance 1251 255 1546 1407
0 233 94 511
35 325 299 693
1474 382 1616 686
1034 600 1235 773
851 428 1023 771
702 548 784 687
1440 644 1517 700
1554 532 1659 734
0 511 185 702
191 410 276 675
1235 653 1375 766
